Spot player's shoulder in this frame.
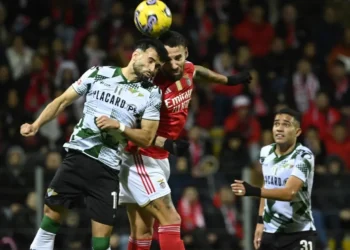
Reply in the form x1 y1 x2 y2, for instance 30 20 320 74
260 143 275 157
184 61 195 75
259 143 275 163
81 66 120 80
292 143 314 161
146 84 162 97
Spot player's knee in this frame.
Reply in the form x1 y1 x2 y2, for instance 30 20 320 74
158 208 181 225
167 209 181 224
92 237 110 250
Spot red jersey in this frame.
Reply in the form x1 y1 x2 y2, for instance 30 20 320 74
126 61 195 159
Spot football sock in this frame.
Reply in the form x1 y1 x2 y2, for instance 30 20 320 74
128 237 152 250
158 224 185 250
92 237 110 250
30 215 60 250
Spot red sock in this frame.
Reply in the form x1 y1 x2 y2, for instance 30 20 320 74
158 224 185 250
128 237 152 250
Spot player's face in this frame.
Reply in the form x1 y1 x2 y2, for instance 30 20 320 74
133 48 162 82
161 45 188 81
272 114 301 145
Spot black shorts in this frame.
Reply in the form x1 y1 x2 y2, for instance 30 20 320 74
260 231 317 250
45 150 120 226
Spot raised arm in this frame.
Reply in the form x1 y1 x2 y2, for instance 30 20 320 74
20 86 81 136
193 65 252 86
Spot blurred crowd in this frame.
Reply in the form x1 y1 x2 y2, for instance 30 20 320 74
0 0 350 249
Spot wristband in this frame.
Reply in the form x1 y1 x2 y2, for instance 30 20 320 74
243 182 262 197
118 123 126 133
257 215 263 224
227 76 239 86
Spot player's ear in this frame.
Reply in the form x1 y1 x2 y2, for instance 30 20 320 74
185 47 189 59
295 127 302 137
132 49 141 61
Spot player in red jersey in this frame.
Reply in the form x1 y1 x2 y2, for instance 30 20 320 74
119 31 252 250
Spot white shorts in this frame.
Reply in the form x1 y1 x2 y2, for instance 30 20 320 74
119 152 171 207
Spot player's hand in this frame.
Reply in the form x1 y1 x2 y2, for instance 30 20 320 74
254 223 264 249
231 180 246 196
231 180 262 197
20 123 39 137
96 116 120 130
227 71 252 86
164 139 190 156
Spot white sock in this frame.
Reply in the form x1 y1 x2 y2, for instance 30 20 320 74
30 228 56 250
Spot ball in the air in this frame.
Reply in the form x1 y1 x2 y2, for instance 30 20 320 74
134 0 172 38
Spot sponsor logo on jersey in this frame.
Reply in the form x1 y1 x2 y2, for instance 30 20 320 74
164 88 193 112
264 175 284 186
92 90 137 113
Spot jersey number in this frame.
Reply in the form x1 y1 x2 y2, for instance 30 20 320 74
300 240 312 250
111 191 118 209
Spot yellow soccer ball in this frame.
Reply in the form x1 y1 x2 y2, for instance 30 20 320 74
134 0 172 38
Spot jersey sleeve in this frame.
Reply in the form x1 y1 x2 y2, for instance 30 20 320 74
185 61 195 77
71 67 97 96
291 151 314 183
142 87 162 120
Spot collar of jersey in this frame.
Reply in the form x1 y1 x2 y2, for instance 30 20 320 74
117 67 139 84
272 142 300 161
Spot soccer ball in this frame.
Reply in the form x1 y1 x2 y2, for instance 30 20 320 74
134 0 172 38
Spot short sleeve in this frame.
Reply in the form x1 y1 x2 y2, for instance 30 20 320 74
291 153 314 183
142 87 162 120
71 67 97 96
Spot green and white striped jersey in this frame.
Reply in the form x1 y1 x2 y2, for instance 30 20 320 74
63 66 162 170
260 143 316 233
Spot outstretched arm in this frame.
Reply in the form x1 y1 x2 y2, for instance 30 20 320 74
193 65 252 86
21 86 81 136
231 176 304 201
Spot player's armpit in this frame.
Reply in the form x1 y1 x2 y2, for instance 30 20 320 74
193 65 228 85
261 176 304 201
123 119 159 148
33 86 80 128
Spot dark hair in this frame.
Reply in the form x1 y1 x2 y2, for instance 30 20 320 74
158 30 188 48
275 108 302 124
134 38 169 62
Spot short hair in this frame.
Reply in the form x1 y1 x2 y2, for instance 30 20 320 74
158 30 188 48
275 108 302 125
134 38 169 62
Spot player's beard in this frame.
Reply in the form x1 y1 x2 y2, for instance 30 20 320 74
133 61 153 83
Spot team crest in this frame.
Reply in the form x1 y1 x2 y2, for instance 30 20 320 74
158 179 166 189
183 74 192 86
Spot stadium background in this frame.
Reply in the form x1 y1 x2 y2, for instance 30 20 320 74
0 0 350 249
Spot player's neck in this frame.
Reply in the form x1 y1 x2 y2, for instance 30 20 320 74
275 142 296 157
121 66 138 82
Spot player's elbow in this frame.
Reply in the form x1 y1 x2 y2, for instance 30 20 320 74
283 189 297 201
142 137 154 147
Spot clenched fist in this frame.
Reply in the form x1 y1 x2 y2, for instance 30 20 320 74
96 116 120 130
20 123 39 137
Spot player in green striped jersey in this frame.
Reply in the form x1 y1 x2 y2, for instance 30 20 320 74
21 38 169 250
231 108 316 250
